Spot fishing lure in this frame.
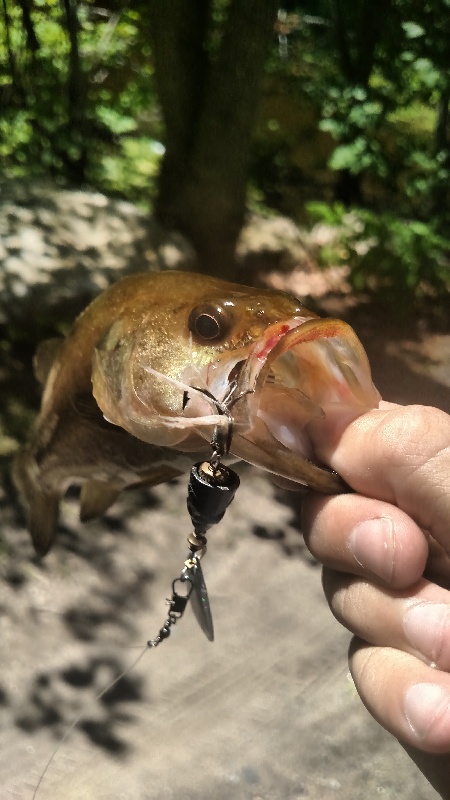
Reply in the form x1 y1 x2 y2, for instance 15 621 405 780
149 413 240 645
31 421 239 799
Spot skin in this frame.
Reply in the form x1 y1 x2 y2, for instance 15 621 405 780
301 402 450 799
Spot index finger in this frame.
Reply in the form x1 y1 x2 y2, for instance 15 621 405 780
308 403 450 553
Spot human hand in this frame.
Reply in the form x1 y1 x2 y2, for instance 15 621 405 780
302 403 450 797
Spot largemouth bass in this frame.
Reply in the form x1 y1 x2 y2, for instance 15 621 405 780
14 270 380 556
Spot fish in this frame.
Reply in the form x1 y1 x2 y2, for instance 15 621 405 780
13 270 380 557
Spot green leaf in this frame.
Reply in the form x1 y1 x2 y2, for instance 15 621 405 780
328 138 367 172
96 107 137 135
402 22 425 39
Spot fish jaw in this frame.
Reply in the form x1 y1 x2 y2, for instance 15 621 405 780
226 316 380 490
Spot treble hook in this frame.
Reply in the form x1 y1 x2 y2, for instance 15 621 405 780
188 385 234 464
183 380 254 469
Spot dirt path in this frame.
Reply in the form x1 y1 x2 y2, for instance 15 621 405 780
0 468 442 800
1 185 449 800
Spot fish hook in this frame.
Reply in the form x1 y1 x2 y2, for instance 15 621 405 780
184 381 254 468
185 385 234 464
209 387 255 467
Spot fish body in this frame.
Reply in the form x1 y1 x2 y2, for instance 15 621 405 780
13 271 380 556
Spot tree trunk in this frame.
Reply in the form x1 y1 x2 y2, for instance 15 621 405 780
2 0 20 97
432 88 449 219
330 0 392 206
61 0 87 181
146 0 279 278
17 0 39 55
331 0 392 87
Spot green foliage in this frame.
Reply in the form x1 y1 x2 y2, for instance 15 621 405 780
313 6 448 192
255 5 447 216
0 1 163 201
0 0 448 301
348 213 450 299
99 137 163 202
251 1 450 300
306 201 450 305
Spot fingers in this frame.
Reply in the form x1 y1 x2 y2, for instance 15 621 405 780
349 639 450 754
302 492 428 588
307 404 450 553
323 570 450 671
322 569 450 755
301 402 450 765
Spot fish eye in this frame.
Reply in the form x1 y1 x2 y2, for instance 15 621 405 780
188 303 231 342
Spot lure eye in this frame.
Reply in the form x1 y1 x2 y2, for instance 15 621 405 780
188 303 231 342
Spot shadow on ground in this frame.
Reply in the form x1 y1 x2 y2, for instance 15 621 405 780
0 182 448 799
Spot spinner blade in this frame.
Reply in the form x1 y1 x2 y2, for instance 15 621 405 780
184 556 214 642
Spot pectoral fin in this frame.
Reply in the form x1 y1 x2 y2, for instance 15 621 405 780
128 464 184 490
79 480 122 522
80 467 185 521
12 450 60 557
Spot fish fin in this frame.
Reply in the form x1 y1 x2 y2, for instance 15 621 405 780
33 338 64 385
80 465 184 520
79 480 121 522
128 464 184 490
80 467 184 521
12 450 60 557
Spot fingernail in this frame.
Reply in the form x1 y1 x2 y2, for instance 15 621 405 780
348 517 394 582
403 603 450 665
403 683 450 740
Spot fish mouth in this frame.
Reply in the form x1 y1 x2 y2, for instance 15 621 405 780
227 317 380 485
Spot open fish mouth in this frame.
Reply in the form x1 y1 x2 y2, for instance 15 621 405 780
225 316 380 483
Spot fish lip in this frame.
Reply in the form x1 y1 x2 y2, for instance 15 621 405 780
235 317 307 395
229 315 380 441
221 315 380 490
236 316 379 403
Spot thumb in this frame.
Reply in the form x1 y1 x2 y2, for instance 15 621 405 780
308 403 450 553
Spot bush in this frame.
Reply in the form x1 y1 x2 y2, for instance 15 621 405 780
306 201 450 305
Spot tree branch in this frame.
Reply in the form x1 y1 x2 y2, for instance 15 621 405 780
62 0 84 124
330 0 392 86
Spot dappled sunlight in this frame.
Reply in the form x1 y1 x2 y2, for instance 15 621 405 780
0 218 447 790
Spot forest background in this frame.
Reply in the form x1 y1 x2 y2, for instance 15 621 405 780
1 0 449 304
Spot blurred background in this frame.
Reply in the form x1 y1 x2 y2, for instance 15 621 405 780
0 2 449 798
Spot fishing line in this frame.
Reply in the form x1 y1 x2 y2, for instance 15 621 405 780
32 645 148 799
32 418 241 797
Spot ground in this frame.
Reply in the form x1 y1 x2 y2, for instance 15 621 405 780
0 183 449 800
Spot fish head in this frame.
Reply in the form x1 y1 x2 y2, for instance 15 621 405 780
92 272 380 490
